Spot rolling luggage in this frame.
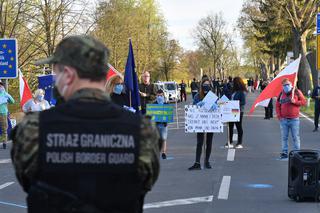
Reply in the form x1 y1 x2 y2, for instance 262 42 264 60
288 150 320 201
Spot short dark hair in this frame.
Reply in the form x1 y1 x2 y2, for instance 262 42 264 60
157 89 164 94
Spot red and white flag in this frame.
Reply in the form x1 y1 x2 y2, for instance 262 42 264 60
106 63 122 80
249 56 301 114
19 70 33 108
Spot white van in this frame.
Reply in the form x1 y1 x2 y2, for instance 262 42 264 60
154 81 181 103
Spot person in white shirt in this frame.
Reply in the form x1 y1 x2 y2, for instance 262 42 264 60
22 89 50 112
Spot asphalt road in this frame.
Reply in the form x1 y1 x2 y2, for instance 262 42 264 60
1 92 320 213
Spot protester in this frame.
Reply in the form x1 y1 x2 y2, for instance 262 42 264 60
188 76 217 170
10 35 160 212
105 74 129 107
179 80 187 102
22 89 50 113
247 77 253 93
139 71 156 114
276 78 306 159
0 82 14 149
190 78 199 99
154 89 169 159
311 77 320 132
222 76 233 99
227 77 247 149
260 80 273 119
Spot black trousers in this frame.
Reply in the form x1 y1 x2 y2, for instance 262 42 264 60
264 100 273 118
228 112 244 145
195 133 213 163
180 91 187 101
315 107 320 129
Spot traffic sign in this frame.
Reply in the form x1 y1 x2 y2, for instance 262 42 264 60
0 39 18 79
318 13 320 34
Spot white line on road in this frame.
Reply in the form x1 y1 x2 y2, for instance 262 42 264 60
232 134 238 142
227 149 235 161
143 196 213 209
218 176 231 200
0 159 11 164
0 182 14 190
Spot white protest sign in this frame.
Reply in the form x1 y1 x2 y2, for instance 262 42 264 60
202 91 218 110
217 95 229 103
220 100 240 122
185 105 223 133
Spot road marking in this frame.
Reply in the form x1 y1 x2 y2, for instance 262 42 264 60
0 201 27 208
218 176 231 200
143 196 213 209
232 134 238 142
0 182 14 190
227 149 235 161
0 159 11 164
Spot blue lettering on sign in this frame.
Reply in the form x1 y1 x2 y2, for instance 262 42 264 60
317 13 320 34
0 39 18 78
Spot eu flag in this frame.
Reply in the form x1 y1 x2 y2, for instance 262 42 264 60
124 40 140 113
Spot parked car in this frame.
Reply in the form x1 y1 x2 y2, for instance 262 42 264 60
154 81 181 103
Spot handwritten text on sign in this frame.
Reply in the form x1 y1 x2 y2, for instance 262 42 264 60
185 105 223 133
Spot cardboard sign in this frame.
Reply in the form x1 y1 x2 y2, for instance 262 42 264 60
220 101 240 122
146 104 174 123
202 91 219 110
185 105 223 133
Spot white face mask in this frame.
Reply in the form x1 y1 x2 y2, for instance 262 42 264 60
55 72 68 97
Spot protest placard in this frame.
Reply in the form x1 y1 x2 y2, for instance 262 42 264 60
220 100 240 122
146 104 174 123
185 105 223 133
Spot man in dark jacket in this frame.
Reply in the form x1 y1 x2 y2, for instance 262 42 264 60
312 77 320 132
139 71 156 114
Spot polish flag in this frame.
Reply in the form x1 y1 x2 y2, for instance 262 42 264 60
106 63 122 80
249 56 301 114
19 70 33 108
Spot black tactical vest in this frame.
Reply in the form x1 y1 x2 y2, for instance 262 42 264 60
28 99 143 213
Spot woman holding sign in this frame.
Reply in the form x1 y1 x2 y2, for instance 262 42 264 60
188 76 216 170
227 77 247 149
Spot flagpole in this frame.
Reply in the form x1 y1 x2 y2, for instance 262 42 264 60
291 55 301 99
129 91 132 107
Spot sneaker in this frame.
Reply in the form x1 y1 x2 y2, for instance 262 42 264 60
235 144 243 149
313 128 318 132
161 153 167 159
205 162 212 169
2 142 6 149
188 163 201 170
280 153 288 159
224 144 234 148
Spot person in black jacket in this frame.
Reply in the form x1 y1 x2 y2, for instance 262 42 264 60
139 71 156 114
312 77 320 132
227 77 247 149
105 75 130 107
190 78 199 99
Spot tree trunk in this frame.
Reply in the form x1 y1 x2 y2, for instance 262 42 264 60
296 30 312 94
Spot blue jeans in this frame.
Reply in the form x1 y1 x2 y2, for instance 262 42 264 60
280 118 300 154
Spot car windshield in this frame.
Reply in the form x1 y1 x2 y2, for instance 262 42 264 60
165 84 176 90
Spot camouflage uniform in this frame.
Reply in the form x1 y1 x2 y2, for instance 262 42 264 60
10 35 160 211
11 89 160 192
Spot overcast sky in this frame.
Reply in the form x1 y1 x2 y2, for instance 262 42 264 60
157 0 245 51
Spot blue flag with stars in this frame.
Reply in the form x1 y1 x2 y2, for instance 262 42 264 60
0 39 18 78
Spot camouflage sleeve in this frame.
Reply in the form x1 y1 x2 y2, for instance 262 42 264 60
138 116 160 192
10 112 40 192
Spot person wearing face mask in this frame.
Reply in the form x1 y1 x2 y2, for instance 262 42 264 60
105 75 129 107
22 89 50 112
153 89 168 159
227 77 247 149
10 35 160 213
188 76 216 170
0 82 14 149
276 78 306 159
311 76 320 132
